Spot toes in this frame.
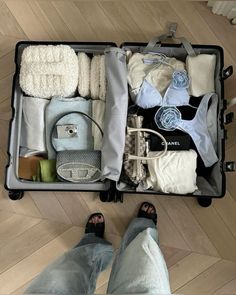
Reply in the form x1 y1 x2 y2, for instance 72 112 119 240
142 203 149 212
98 215 104 223
148 206 155 214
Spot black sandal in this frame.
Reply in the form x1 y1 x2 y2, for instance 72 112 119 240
85 213 105 238
138 202 157 225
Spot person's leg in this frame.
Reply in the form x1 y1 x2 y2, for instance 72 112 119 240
107 202 171 294
25 213 114 295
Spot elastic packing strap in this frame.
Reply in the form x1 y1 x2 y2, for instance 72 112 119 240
143 35 196 57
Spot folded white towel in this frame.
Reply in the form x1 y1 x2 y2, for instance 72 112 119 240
21 96 49 152
20 45 78 98
186 54 216 97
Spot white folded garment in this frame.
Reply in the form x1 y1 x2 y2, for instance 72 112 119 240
128 53 185 99
92 100 105 150
90 55 106 101
145 150 198 194
21 96 49 153
20 45 78 98
186 54 216 97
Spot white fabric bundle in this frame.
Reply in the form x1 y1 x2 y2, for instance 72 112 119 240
77 53 106 100
145 150 198 194
186 54 216 97
21 96 49 153
92 100 105 150
108 228 171 294
90 55 106 101
78 52 90 98
20 45 78 98
128 53 185 99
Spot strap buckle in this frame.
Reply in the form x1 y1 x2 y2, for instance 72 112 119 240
168 23 178 38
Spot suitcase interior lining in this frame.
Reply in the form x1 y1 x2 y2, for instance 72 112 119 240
116 46 224 197
6 43 114 191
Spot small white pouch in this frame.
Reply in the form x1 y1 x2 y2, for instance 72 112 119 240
144 150 198 194
186 54 216 97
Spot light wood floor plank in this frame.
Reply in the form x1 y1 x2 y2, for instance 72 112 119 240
213 191 236 239
158 197 219 256
0 35 21 58
0 1 26 39
74 1 120 43
214 278 236 295
5 0 51 40
0 119 10 151
55 192 91 226
0 226 83 294
225 145 236 201
0 210 13 223
99 1 146 42
177 259 236 294
37 0 75 41
169 253 220 292
0 99 11 121
30 192 72 225
160 246 191 269
194 1 236 63
0 74 12 103
10 192 42 218
52 1 96 41
0 220 70 274
184 197 236 261
0 184 15 214
0 214 41 248
0 51 15 80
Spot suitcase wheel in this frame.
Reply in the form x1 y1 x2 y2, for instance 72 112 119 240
197 197 212 207
8 190 24 201
99 190 123 203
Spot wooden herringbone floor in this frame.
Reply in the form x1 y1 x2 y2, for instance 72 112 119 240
0 1 236 294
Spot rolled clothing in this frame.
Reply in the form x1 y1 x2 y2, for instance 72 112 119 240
90 55 106 101
128 53 185 100
21 96 49 153
45 96 93 159
144 150 198 194
186 54 216 97
78 52 91 98
92 100 105 150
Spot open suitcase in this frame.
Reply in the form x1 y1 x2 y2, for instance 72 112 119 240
5 24 235 207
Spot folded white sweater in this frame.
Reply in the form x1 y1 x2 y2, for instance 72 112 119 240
20 45 78 98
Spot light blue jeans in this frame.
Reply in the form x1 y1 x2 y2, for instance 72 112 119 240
25 218 156 294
